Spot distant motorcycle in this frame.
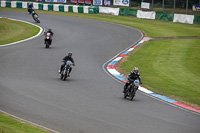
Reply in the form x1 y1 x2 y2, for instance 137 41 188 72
60 61 73 81
32 11 40 23
44 32 52 48
124 80 139 100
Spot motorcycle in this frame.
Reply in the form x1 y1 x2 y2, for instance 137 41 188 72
44 32 52 48
32 11 40 23
124 80 139 100
60 61 73 81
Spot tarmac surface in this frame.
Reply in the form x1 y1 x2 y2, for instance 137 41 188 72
0 11 200 133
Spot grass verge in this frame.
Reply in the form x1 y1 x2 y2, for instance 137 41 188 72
0 18 40 45
0 112 48 133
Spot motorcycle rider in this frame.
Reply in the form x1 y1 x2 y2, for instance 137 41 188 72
44 29 54 44
123 67 142 93
59 52 75 77
28 3 33 14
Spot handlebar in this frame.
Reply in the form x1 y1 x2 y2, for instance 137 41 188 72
62 60 75 66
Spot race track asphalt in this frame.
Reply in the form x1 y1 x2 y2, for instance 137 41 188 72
0 11 200 133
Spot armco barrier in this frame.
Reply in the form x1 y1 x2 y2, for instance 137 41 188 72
38 3 43 10
48 4 53 11
78 6 83 13
16 1 22 8
194 15 200 24
173 14 194 24
68 5 73 12
6 1 11 7
119 8 137 17
155 12 174 22
89 6 99 14
99 6 119 15
0 1 199 23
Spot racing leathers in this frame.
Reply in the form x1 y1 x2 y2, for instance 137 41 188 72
123 71 142 93
44 30 54 44
60 56 75 76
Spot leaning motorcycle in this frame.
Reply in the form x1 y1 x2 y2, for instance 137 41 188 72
60 61 73 81
124 80 139 100
44 33 52 48
32 11 40 23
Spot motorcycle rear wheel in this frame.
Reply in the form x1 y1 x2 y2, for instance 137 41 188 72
63 72 67 81
60 73 63 80
124 85 130 99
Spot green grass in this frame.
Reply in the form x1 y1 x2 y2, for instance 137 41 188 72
0 18 39 45
0 112 48 133
121 39 200 107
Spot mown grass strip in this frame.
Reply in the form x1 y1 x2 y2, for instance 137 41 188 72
0 112 48 133
0 18 39 45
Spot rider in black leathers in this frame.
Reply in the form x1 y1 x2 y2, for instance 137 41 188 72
59 52 75 77
123 67 142 93
44 29 54 44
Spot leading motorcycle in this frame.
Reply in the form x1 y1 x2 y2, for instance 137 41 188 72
124 80 139 100
60 61 73 81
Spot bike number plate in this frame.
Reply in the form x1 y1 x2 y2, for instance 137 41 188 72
134 80 139 86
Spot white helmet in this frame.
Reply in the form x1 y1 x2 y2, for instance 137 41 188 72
133 67 139 74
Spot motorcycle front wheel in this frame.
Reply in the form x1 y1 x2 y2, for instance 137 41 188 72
130 87 136 101
63 68 69 81
45 42 49 48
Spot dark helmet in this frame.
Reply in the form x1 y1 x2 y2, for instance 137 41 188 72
48 29 52 32
133 67 139 74
68 52 72 57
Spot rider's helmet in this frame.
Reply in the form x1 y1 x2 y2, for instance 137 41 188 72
48 29 52 32
68 52 72 57
133 67 139 74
